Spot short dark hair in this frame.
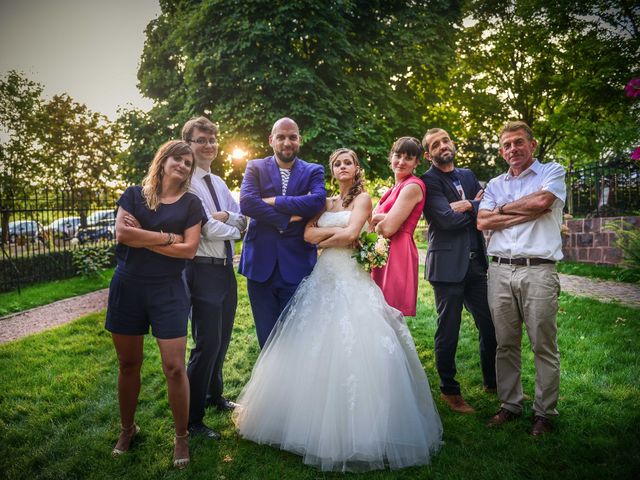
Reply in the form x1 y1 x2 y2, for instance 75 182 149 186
499 121 534 143
181 116 219 141
389 136 424 164
421 128 447 151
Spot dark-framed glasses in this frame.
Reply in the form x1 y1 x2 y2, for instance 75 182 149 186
190 138 218 146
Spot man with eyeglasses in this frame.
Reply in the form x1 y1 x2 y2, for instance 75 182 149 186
477 120 566 436
181 116 247 440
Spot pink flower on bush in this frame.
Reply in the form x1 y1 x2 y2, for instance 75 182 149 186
631 147 640 161
624 78 640 97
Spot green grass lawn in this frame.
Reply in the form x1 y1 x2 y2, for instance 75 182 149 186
1 274 639 479
556 260 640 283
0 268 115 317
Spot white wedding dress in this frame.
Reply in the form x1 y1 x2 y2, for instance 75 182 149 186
233 211 443 472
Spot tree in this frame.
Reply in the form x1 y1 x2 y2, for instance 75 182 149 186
120 0 462 186
435 0 639 180
0 71 43 192
0 71 123 193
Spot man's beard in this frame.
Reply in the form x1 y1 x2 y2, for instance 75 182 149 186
276 151 297 163
432 148 455 166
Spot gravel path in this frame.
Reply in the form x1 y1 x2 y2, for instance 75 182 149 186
558 274 640 308
1 268 638 345
0 289 108 345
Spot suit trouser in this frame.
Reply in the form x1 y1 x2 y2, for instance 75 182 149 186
487 262 560 418
430 257 497 395
247 264 299 348
185 261 237 425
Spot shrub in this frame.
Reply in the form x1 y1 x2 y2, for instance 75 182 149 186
606 220 640 282
71 243 114 278
0 250 75 292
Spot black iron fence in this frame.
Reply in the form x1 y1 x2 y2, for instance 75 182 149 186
0 187 120 292
566 162 640 218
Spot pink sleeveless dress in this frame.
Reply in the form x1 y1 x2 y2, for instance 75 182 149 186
371 176 426 316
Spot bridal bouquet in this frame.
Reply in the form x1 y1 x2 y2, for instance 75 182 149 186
352 231 389 272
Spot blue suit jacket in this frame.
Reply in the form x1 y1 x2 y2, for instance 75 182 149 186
421 166 488 283
238 156 326 284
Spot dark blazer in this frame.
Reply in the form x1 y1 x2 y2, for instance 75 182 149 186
238 155 326 284
421 165 488 283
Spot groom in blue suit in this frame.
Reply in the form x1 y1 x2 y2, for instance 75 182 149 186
239 118 326 347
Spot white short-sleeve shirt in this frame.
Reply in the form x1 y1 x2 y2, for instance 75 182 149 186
479 160 566 261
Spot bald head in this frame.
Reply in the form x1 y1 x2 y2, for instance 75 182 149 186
269 117 301 165
271 117 299 135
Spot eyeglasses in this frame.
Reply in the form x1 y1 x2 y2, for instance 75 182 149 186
189 138 218 146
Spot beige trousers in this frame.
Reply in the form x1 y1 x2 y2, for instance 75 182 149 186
487 263 560 418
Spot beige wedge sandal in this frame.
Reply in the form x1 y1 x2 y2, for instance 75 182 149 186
173 432 190 469
112 423 140 456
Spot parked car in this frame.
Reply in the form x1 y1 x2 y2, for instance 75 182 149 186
47 217 81 240
1 220 47 243
86 209 116 228
77 225 114 244
76 209 116 244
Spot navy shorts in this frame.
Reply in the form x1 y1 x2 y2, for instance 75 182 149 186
105 269 190 339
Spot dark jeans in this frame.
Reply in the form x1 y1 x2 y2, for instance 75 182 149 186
430 257 497 395
185 261 237 425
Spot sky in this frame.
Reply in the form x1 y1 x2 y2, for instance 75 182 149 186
0 0 161 120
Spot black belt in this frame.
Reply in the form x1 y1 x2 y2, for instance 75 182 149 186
492 256 555 266
191 256 229 266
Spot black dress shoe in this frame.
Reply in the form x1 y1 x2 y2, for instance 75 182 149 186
188 423 221 440
215 398 238 411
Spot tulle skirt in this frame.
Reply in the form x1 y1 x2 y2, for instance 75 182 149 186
233 247 443 472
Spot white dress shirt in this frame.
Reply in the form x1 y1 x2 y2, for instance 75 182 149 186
479 160 566 261
189 167 247 259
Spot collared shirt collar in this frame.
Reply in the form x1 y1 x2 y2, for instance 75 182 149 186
193 166 211 179
505 158 541 180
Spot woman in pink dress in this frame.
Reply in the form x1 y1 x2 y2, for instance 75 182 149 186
371 137 426 316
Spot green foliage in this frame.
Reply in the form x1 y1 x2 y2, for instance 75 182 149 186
71 244 114 278
557 260 640 283
0 250 75 292
439 0 640 179
0 71 125 193
0 71 42 193
606 220 640 276
119 0 462 187
1 274 640 479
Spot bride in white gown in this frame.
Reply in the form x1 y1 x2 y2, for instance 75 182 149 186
233 148 442 472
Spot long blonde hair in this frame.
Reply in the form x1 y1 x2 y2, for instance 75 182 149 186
141 140 195 210
329 148 365 208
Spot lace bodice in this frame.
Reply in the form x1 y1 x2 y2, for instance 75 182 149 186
317 210 351 228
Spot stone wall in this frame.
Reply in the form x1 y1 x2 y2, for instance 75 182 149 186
562 216 639 265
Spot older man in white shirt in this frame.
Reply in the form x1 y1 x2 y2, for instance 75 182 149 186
477 121 566 436
182 117 247 440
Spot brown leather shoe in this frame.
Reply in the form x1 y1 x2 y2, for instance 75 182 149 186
440 393 475 414
486 408 521 427
531 415 553 436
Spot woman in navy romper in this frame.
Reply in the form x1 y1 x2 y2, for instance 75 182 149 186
106 140 204 468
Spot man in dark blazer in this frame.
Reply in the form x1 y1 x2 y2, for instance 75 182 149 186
421 128 497 414
239 117 326 348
